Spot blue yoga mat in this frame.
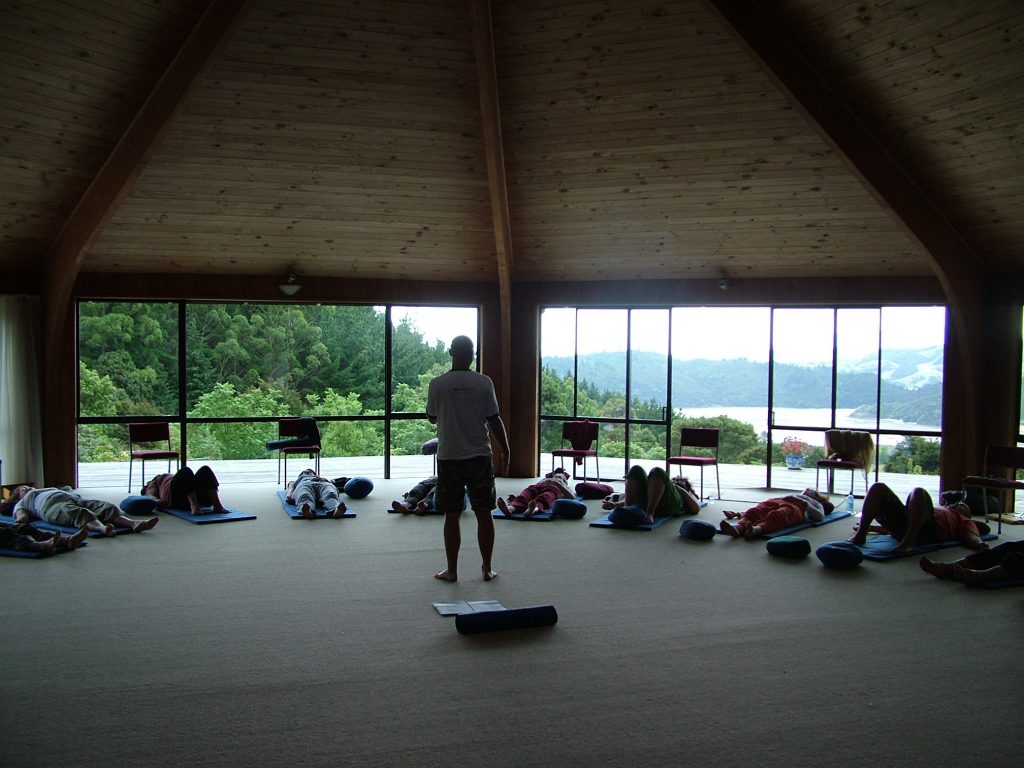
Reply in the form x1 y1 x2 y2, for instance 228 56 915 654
0 513 131 538
0 540 88 558
589 512 674 531
492 507 556 521
159 506 256 525
277 490 355 519
857 533 998 561
756 510 854 538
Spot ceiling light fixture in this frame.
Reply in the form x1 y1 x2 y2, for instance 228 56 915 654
278 272 301 296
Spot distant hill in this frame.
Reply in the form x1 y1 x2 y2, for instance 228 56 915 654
543 346 944 423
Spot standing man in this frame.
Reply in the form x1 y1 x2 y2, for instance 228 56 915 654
426 335 510 582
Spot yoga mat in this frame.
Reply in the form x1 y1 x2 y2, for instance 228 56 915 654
589 513 674 531
0 514 131 538
857 533 998 561
456 605 559 635
0 542 87 558
159 506 256 525
433 600 505 616
277 490 355 519
492 508 555 521
760 510 854 538
986 511 1024 525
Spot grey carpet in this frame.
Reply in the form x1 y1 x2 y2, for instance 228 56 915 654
2 478 1021 768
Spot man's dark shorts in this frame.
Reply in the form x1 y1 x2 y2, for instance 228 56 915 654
435 456 495 515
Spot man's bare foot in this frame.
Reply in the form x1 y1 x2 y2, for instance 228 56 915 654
919 556 955 579
743 524 761 540
329 502 347 519
50 531 64 548
496 497 512 517
435 569 457 582
189 504 203 516
299 502 315 520
392 500 411 514
847 533 867 546
133 517 159 533
524 501 537 517
103 524 116 537
483 567 498 581
719 519 740 537
414 502 430 515
723 510 742 519
67 527 89 550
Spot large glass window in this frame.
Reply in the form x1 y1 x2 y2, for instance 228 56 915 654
77 301 476 484
542 302 946 495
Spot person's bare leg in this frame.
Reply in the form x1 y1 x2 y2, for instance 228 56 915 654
849 483 900 545
954 563 1008 586
122 514 159 532
474 508 497 580
24 537 56 555
496 497 513 517
897 488 934 552
435 511 461 581
187 491 203 516
206 489 227 514
66 527 88 550
644 471 667 524
919 556 960 579
719 519 740 537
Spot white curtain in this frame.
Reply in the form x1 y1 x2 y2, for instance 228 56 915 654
0 295 44 486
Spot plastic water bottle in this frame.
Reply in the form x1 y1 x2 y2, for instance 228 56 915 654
844 494 855 513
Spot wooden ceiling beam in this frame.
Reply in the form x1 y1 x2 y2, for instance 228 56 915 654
470 0 515 432
705 0 989 484
41 0 254 484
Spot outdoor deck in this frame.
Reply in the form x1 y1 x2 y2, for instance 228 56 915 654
76 453 944 505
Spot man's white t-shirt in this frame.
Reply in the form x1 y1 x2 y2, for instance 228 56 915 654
426 369 499 461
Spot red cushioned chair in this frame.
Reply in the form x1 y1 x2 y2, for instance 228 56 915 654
551 420 600 480
667 427 720 500
128 421 179 493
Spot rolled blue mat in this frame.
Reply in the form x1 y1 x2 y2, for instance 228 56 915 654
455 605 558 635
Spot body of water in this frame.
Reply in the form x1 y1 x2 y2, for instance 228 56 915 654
677 406 939 447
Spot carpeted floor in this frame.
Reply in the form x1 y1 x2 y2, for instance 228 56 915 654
2 477 1022 768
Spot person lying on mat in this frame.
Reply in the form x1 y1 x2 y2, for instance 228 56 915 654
391 476 438 515
142 465 226 516
0 521 89 556
718 488 832 539
920 540 1024 586
5 485 158 536
496 467 573 517
286 468 347 519
848 482 987 554
601 466 700 524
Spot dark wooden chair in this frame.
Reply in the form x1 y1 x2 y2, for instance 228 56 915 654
276 417 321 486
128 421 179 493
963 444 1024 535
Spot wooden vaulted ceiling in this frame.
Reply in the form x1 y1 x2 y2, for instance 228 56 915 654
2 0 1023 287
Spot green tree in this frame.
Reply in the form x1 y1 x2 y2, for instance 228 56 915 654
188 383 285 460
884 436 941 474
